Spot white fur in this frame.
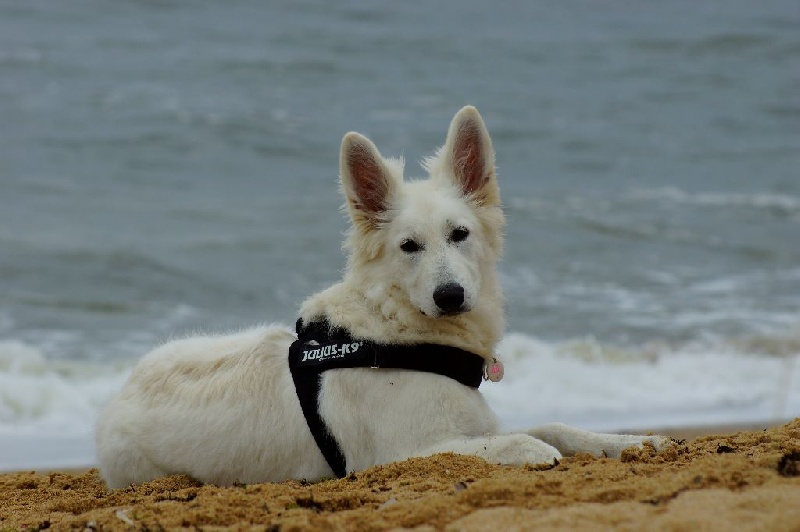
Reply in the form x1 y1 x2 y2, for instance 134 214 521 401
96 106 669 488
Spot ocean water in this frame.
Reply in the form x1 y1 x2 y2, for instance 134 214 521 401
1 0 799 470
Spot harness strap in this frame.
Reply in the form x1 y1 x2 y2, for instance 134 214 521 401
290 361 348 478
288 318 486 478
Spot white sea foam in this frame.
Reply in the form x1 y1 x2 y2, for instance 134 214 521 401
0 341 130 432
0 331 798 470
485 333 800 432
0 340 132 470
628 187 800 213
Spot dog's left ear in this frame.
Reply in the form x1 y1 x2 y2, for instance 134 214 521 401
440 106 500 206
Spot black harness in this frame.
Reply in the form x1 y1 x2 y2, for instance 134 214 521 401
288 318 486 478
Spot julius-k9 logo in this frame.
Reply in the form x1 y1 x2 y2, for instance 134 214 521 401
301 341 363 362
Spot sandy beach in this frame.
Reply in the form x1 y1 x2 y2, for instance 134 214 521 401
2 419 798 530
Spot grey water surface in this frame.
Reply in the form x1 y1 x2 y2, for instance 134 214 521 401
1 0 798 364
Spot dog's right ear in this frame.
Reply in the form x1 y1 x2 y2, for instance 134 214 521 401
340 132 397 228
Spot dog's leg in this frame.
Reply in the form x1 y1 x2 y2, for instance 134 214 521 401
415 433 562 467
526 423 671 458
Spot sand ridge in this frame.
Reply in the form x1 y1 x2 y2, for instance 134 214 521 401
1 419 799 530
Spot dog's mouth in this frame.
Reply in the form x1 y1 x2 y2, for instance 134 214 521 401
420 305 471 319
438 306 468 317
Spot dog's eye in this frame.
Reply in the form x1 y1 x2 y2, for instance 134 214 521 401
400 239 421 253
450 227 470 243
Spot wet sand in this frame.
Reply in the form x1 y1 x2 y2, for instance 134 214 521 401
2 419 798 530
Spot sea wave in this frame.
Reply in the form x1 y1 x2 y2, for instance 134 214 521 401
1 328 797 433
509 187 800 221
627 187 800 216
0 329 797 470
0 341 130 431
488 330 800 431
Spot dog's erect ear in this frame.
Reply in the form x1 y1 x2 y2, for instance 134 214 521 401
340 132 397 227
440 106 499 205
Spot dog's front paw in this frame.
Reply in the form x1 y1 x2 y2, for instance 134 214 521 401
638 434 673 452
481 434 562 467
603 434 674 458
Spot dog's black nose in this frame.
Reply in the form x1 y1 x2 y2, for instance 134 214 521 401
433 282 465 314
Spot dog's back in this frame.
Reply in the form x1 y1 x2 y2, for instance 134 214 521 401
96 324 338 486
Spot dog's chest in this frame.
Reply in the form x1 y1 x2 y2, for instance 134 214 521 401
317 368 498 468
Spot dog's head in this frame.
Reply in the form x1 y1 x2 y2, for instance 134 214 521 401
340 106 504 319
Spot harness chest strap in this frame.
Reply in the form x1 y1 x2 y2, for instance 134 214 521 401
287 318 489 478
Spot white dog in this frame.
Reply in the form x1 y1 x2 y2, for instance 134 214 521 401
96 106 667 488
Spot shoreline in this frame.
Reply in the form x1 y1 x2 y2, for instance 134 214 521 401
1 418 791 476
2 419 798 530
627 418 795 440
